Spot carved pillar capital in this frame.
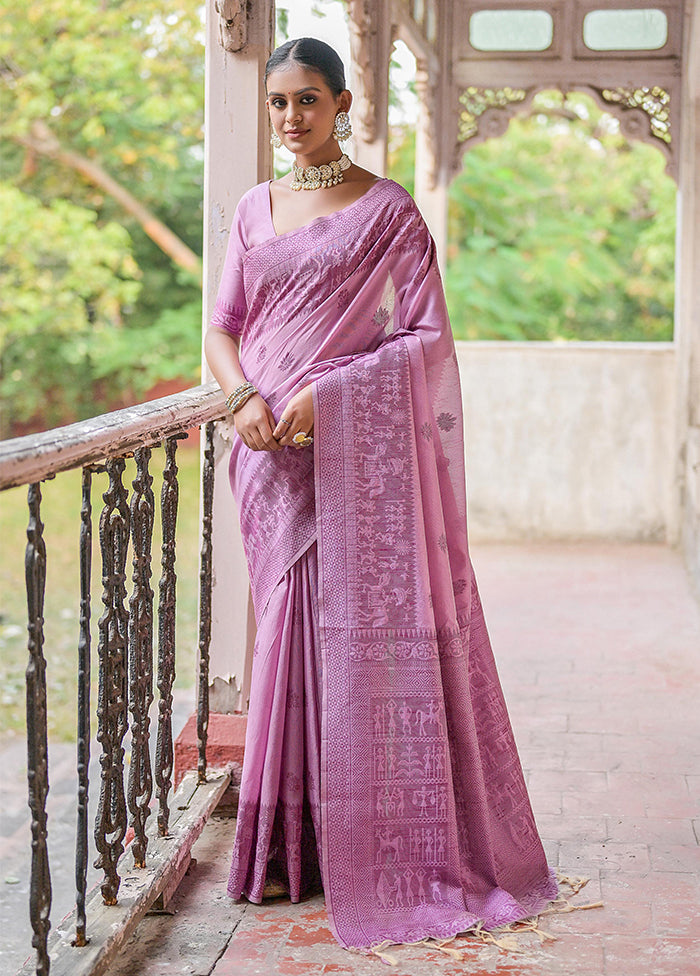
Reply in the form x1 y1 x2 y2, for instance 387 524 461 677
214 0 247 53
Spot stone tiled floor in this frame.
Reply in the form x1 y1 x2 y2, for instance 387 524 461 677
5 543 700 975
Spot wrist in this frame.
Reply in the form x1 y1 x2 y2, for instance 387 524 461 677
226 382 258 414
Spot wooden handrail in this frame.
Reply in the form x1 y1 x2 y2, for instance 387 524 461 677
0 383 227 491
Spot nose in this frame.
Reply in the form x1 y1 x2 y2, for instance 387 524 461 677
285 103 301 125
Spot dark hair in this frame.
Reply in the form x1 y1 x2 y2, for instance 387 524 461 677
264 37 346 97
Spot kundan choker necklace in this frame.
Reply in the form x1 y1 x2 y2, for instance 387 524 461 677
290 152 351 191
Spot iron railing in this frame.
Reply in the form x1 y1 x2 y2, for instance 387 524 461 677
0 382 227 975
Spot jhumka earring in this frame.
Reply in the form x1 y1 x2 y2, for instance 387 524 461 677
332 110 352 142
270 128 282 149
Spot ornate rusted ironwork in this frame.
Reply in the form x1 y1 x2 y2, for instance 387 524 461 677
25 481 52 975
94 457 130 905
73 467 93 947
127 448 155 868
155 437 181 835
197 423 215 784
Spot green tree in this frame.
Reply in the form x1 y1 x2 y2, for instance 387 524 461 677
0 183 141 434
389 90 675 342
0 0 206 433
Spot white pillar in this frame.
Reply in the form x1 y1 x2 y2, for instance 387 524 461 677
675 0 700 586
411 0 456 273
347 2 391 176
413 58 448 269
201 0 274 713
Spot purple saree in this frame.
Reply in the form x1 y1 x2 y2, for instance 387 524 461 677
211 177 557 951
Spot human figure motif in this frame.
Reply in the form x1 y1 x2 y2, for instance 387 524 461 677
413 786 430 818
428 701 443 732
397 789 405 817
386 698 397 738
416 868 427 904
398 702 412 735
430 872 443 904
373 703 384 737
376 787 387 818
403 868 415 906
393 874 404 908
376 871 392 909
437 828 446 860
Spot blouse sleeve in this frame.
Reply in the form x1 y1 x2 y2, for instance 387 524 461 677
209 198 249 338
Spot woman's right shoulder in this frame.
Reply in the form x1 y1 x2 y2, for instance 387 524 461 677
236 180 270 211
229 181 271 245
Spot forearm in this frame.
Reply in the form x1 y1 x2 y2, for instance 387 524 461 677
204 327 248 396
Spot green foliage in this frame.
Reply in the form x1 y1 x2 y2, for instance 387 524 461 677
0 0 205 433
0 183 143 433
0 1 205 201
389 91 675 342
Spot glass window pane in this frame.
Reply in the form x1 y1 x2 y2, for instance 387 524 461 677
583 9 668 50
469 10 554 51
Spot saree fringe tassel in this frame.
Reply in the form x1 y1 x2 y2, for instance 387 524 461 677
362 874 604 967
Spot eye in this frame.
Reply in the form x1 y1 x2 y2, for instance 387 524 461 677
300 95 316 104
270 98 286 109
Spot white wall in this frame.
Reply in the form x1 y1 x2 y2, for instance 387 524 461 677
457 342 678 542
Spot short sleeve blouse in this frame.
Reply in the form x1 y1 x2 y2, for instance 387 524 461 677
209 183 272 337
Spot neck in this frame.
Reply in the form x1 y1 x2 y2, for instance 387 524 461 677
293 141 344 169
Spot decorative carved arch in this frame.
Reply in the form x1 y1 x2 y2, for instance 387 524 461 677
454 83 676 181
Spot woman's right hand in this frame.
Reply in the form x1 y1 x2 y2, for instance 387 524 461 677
233 393 282 451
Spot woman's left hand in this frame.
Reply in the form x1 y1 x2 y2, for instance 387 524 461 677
273 384 315 449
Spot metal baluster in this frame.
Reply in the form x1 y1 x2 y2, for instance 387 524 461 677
197 422 215 784
127 448 155 868
73 467 93 947
155 437 180 835
94 457 130 905
25 482 52 975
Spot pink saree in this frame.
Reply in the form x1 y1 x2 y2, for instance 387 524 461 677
211 177 557 951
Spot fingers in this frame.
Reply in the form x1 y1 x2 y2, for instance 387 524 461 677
272 417 293 441
275 420 313 449
238 422 282 452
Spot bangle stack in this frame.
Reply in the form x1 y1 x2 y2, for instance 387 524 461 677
225 382 258 414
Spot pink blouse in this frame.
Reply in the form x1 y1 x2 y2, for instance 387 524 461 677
209 182 279 338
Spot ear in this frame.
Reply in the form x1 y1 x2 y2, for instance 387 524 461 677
339 89 353 114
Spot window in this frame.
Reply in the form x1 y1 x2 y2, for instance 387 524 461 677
469 9 554 52
583 8 668 51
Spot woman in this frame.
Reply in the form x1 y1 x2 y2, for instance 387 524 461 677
204 36 557 954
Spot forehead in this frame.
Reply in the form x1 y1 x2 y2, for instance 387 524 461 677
266 63 329 96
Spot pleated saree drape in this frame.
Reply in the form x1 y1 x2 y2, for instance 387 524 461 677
210 177 558 952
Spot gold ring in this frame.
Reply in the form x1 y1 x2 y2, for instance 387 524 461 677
293 432 313 447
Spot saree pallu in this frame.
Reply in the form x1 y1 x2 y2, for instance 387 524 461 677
218 178 558 951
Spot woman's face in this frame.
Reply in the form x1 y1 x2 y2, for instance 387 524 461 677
266 62 350 159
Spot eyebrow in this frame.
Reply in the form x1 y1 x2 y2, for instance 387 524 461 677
267 87 322 97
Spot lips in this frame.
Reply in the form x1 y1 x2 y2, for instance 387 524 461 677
285 129 308 137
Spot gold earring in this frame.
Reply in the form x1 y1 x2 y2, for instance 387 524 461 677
333 111 352 142
270 128 282 149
